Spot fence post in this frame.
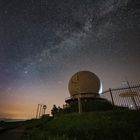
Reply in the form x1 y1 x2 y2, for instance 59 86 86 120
109 88 114 106
126 81 138 109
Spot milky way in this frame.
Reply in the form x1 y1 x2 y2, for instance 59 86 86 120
0 0 140 119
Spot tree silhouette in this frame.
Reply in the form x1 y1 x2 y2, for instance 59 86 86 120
51 105 58 116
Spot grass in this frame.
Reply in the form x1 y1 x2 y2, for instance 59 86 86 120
21 110 140 140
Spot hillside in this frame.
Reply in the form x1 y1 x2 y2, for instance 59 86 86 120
22 110 140 140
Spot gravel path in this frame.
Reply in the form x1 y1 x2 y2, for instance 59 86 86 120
0 126 25 140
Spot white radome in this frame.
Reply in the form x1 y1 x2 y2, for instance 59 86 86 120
68 71 101 97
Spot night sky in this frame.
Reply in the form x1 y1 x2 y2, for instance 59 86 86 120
0 0 140 119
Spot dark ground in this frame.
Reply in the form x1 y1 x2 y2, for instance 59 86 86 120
0 126 25 140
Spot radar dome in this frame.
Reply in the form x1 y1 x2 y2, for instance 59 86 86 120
68 71 100 97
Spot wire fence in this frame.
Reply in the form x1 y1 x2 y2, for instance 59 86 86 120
101 85 140 109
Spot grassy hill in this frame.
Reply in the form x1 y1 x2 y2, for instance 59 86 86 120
22 110 140 140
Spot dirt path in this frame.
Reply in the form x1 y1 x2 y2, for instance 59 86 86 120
0 126 25 140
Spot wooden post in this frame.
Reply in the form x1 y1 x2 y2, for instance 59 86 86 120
36 104 40 119
78 94 82 113
39 104 42 117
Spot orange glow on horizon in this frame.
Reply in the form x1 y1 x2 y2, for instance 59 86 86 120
0 77 69 119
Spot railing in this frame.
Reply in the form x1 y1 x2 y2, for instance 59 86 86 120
65 92 99 101
101 85 140 109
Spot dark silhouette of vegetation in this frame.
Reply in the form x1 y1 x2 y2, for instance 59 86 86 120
51 105 65 116
21 100 132 140
51 105 58 116
22 110 140 140
51 99 128 116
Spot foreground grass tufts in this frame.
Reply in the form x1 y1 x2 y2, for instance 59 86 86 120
21 110 140 140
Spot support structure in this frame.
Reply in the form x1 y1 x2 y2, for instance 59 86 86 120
36 104 40 119
126 81 138 109
42 105 47 115
78 95 82 113
39 104 42 118
109 88 114 106
36 104 47 118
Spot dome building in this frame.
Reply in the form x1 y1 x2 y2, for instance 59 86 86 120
65 71 114 112
68 71 101 98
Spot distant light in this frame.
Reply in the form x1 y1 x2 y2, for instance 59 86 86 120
99 81 103 94
129 104 133 109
